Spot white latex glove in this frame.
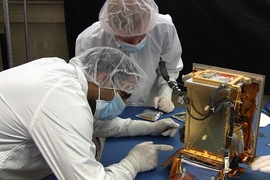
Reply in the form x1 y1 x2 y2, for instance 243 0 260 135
153 96 175 113
251 155 270 173
153 83 174 113
128 118 180 137
119 141 173 178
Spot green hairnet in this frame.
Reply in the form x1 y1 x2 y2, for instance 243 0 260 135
99 0 159 37
69 47 146 94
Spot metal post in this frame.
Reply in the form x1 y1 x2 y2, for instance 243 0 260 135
23 0 30 62
2 0 13 68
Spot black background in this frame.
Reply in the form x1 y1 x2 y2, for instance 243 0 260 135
63 0 270 94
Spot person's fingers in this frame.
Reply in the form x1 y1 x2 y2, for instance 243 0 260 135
160 99 174 113
153 97 159 109
161 129 171 136
166 119 180 128
251 165 260 171
142 141 153 145
160 118 180 127
154 144 174 151
255 155 270 165
153 97 175 113
251 155 270 172
252 155 270 167
169 128 178 137
161 128 178 137
258 166 270 173
252 158 270 170
158 98 165 107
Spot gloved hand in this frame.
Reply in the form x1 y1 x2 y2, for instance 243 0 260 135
153 96 175 113
119 141 173 178
128 118 180 137
153 83 174 113
251 155 270 173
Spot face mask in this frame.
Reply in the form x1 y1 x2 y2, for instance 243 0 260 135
118 36 147 53
94 89 126 121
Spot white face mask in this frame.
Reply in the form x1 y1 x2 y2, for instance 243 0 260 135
118 36 147 53
94 88 126 121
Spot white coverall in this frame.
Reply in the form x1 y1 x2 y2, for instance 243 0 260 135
76 14 183 106
0 58 137 180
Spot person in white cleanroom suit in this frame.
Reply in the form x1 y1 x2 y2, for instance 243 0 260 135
0 47 180 180
76 0 183 113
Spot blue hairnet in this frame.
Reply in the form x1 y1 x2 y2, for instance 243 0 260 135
69 47 146 94
99 0 159 37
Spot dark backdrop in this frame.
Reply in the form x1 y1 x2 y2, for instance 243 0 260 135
63 0 270 94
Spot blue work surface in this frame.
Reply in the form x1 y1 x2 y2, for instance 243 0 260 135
47 106 270 180
100 106 185 180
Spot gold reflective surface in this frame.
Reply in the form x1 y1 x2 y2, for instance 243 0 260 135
163 63 265 179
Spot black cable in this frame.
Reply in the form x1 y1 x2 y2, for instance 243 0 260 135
185 83 228 120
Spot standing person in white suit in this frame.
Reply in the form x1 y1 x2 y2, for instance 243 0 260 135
76 0 183 113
